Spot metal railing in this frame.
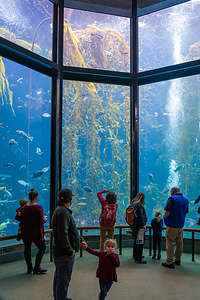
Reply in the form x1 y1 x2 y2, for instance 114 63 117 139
1 226 200 262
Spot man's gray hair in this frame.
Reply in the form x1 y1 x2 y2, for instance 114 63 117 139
171 187 180 195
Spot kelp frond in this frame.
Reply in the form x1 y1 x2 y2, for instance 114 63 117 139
0 56 14 114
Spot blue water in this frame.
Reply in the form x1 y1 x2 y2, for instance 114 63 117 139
0 1 200 238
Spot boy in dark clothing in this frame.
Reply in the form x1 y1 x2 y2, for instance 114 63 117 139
151 211 163 260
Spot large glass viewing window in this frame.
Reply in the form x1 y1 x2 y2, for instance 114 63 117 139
62 80 130 226
0 0 53 59
139 74 200 228
0 57 51 236
139 0 200 71
63 8 130 72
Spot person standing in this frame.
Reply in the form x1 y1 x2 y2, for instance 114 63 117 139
130 192 147 264
15 188 47 274
52 189 79 300
97 190 118 251
151 211 163 260
162 187 189 269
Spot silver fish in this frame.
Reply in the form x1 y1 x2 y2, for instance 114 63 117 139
16 130 33 142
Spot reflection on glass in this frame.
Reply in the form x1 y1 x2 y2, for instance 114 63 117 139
139 75 200 228
63 8 130 71
0 57 51 236
139 0 200 71
0 0 52 59
62 81 130 226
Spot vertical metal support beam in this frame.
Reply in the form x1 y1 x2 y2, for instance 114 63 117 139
50 2 58 262
119 228 122 255
192 231 195 262
58 0 64 190
130 0 139 201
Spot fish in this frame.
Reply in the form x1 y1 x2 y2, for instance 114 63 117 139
42 188 48 192
79 197 88 200
82 38 92 43
83 186 92 192
17 77 23 83
4 163 14 167
148 173 154 182
42 113 51 118
32 171 44 178
78 203 87 206
0 174 12 180
91 33 103 40
162 188 169 194
16 130 33 142
36 88 42 95
42 166 50 173
0 220 10 231
17 180 29 187
36 147 43 155
71 179 77 184
104 50 113 58
20 164 27 169
8 139 18 145
174 165 184 172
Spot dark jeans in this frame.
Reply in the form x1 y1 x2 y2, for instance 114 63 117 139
99 278 113 300
133 239 144 261
53 255 75 300
23 239 46 271
153 234 161 255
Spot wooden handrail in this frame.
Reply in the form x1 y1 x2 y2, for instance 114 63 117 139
1 225 200 242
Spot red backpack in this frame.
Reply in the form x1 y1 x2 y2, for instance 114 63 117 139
100 203 117 227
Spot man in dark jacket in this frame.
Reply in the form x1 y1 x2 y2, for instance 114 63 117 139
162 187 189 269
52 189 79 300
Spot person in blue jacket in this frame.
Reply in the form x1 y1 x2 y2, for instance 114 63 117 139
162 187 189 269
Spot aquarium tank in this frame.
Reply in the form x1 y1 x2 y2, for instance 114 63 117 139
0 0 200 238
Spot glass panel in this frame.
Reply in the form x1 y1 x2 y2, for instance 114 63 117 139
63 8 130 71
139 0 200 71
62 81 130 227
139 74 200 230
0 57 51 237
0 0 53 59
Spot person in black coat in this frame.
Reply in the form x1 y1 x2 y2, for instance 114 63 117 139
151 211 163 260
130 192 147 264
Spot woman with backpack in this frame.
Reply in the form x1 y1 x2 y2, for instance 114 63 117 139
129 192 147 264
97 190 118 251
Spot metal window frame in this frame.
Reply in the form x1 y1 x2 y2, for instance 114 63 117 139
0 0 200 216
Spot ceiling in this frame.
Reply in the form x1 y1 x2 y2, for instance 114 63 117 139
63 0 190 17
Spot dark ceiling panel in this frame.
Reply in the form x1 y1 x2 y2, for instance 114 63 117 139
63 0 189 17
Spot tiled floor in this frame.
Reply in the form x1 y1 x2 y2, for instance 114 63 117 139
1 248 200 300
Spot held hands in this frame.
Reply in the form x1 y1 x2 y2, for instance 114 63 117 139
80 241 88 250
68 251 75 258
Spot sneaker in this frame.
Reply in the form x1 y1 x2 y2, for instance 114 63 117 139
33 268 47 275
135 260 147 264
157 255 161 260
27 267 33 274
175 260 181 266
152 254 156 259
161 262 175 269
